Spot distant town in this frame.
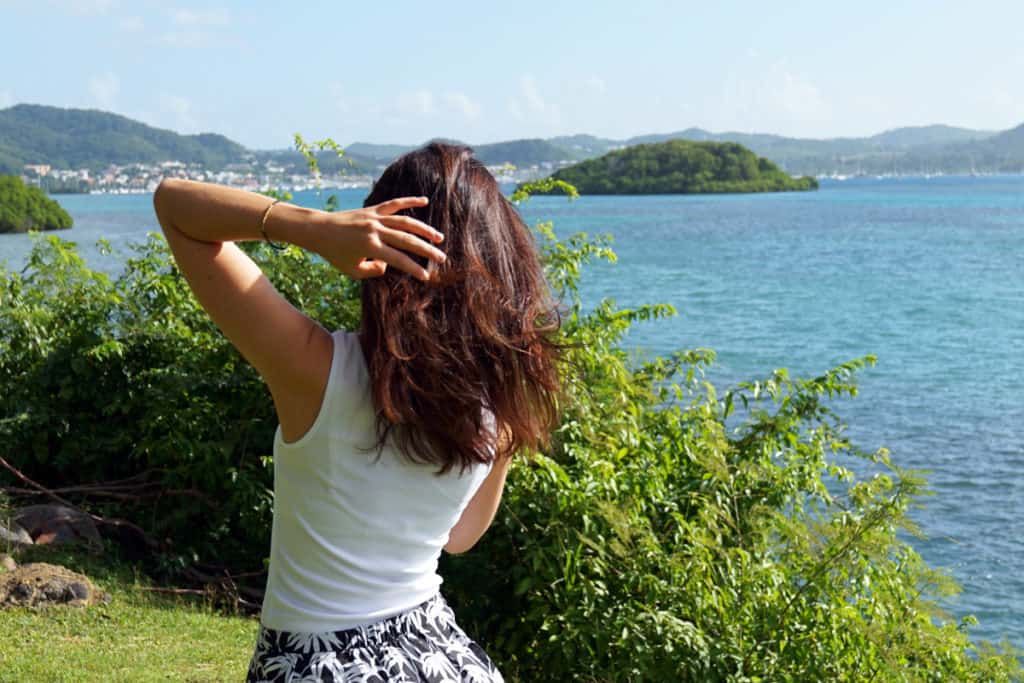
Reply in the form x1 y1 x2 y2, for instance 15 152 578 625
18 158 559 195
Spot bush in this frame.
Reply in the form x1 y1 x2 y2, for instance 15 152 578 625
0 234 356 572
0 174 73 233
0 213 1020 681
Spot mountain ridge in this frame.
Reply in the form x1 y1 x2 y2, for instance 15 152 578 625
0 104 245 173
2 103 1021 176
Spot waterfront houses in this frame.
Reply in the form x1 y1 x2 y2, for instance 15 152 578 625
19 157 551 195
19 158 376 195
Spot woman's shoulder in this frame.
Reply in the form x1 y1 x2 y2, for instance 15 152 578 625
328 329 369 387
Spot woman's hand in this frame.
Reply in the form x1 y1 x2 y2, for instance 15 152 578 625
314 196 445 281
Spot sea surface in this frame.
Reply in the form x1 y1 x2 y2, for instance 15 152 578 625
2 176 1022 647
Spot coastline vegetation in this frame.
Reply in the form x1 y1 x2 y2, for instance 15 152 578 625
0 170 1019 679
0 175 72 233
531 140 819 195
0 104 244 174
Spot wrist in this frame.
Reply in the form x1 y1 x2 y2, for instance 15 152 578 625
264 202 329 252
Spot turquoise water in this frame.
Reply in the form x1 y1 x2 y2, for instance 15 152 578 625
2 177 1022 647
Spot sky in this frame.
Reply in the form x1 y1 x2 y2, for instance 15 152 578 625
2 0 1023 149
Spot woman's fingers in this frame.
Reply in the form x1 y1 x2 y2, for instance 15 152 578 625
373 196 429 216
333 199 445 281
378 226 446 264
353 258 388 279
377 214 444 243
373 244 432 281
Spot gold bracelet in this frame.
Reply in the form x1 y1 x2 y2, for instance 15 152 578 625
260 199 286 251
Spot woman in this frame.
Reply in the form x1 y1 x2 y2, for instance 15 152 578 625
152 143 561 682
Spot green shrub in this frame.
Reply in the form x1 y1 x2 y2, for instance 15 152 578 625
0 207 1019 681
0 234 356 572
0 174 73 233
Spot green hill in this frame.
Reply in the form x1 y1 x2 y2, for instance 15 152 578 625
541 125 1012 176
0 104 247 173
343 141 417 162
343 137 572 169
548 134 621 159
535 140 818 195
955 123 1024 171
868 124 993 148
0 174 72 233
474 138 573 166
615 125 1003 176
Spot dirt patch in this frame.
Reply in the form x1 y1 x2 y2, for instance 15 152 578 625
0 562 108 608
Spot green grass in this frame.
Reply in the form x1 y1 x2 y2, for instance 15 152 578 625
0 544 259 682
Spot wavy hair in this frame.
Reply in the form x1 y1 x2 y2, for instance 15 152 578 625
359 143 561 473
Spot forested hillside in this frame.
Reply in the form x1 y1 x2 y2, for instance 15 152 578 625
0 104 246 173
539 140 818 194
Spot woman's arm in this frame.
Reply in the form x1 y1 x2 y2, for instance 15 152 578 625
444 424 516 554
152 178 445 441
444 454 513 554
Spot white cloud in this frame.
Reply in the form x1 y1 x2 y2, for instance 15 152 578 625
305 86 482 147
158 93 198 132
584 76 605 95
774 70 828 122
327 83 393 133
88 72 119 109
509 75 561 129
158 31 203 47
397 90 435 116
329 83 353 114
171 7 229 26
117 15 144 32
0 91 12 109
520 75 546 114
972 87 1024 130
159 7 231 47
49 0 117 15
714 61 831 136
444 91 481 121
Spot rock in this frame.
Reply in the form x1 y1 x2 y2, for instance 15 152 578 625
12 504 102 549
0 521 33 547
0 554 16 572
0 562 108 608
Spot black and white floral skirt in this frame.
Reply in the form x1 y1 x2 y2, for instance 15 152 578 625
246 593 503 682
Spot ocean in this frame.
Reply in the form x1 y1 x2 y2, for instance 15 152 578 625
2 176 1022 647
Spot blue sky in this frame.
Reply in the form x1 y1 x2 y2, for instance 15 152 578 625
3 0 1023 148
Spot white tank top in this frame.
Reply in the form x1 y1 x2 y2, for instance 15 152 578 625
260 330 492 632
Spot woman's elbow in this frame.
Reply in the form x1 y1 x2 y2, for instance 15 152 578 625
443 538 474 556
152 178 182 226
443 528 483 555
443 542 472 556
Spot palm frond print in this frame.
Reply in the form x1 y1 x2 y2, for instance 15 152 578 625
247 594 503 682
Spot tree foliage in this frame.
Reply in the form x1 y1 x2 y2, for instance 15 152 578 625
0 104 246 173
0 187 1019 681
0 175 73 233
530 140 819 195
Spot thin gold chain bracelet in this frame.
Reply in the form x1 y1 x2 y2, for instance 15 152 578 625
260 199 287 251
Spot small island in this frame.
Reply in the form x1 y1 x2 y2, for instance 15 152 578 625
533 140 818 195
0 174 73 233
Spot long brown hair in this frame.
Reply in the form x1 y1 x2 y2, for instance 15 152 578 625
360 143 561 473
